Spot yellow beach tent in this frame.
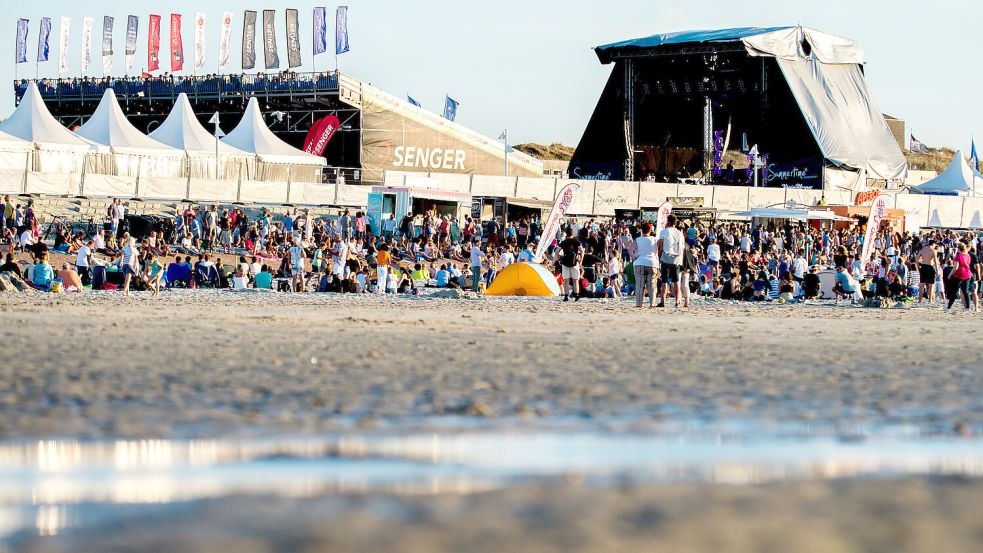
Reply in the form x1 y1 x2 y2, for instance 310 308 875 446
485 262 562 297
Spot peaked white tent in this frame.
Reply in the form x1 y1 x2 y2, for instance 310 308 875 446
911 151 982 197
149 93 257 180
0 82 93 173
222 97 326 182
76 89 185 178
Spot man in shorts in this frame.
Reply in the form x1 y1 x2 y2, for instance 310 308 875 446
557 227 583 302
289 239 306 292
916 240 940 303
657 214 685 308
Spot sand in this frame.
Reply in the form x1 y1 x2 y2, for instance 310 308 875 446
2 291 982 552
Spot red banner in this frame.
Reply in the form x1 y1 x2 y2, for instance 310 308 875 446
170 14 184 71
148 15 161 72
303 116 341 157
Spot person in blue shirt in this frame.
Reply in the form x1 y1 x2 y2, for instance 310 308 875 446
434 265 450 287
254 265 274 290
32 253 54 291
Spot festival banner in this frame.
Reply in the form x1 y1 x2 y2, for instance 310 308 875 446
124 15 138 73
242 10 257 70
80 16 93 72
336 6 349 55
303 115 341 156
218 12 233 71
285 8 302 68
535 183 581 262
859 194 888 272
101 16 113 75
170 14 184 72
312 7 327 56
58 17 70 74
654 201 673 237
194 13 206 71
16 19 29 64
37 17 52 63
148 14 161 72
262 10 279 69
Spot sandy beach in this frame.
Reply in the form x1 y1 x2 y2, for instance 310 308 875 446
2 292 982 552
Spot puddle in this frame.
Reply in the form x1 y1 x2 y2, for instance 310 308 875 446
1 428 982 540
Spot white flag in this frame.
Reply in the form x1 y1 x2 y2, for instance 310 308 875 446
58 17 70 75
535 182 581 263
194 13 206 71
218 12 233 72
103 55 112 75
81 16 93 73
654 202 673 238
859 194 888 273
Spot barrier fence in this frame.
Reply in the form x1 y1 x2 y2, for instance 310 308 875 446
3 167 981 230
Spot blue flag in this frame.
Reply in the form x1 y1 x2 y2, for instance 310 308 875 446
407 95 422 108
443 95 459 122
335 6 349 55
970 140 979 172
313 7 328 55
37 17 52 62
16 19 29 64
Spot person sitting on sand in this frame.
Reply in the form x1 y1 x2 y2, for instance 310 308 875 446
0 253 19 274
833 265 861 304
57 263 83 292
31 253 53 291
254 265 274 290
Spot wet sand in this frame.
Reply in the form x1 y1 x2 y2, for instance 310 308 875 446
2 292 982 552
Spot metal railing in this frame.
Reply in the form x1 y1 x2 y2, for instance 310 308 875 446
14 71 341 103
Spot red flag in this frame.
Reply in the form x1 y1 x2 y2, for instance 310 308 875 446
303 116 341 157
170 14 184 71
148 15 161 72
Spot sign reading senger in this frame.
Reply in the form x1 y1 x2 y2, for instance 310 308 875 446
393 146 467 171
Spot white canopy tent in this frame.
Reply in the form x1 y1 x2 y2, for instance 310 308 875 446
222 97 326 182
149 93 257 180
76 89 186 178
911 150 982 197
0 82 93 173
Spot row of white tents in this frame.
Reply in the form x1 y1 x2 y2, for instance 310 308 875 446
0 83 325 182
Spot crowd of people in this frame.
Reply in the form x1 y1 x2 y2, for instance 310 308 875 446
1 194 981 312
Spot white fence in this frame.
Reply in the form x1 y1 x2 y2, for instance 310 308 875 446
5 166 981 230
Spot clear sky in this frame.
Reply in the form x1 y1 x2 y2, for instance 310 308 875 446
2 0 980 152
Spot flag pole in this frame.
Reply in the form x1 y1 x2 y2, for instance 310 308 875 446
504 129 509 177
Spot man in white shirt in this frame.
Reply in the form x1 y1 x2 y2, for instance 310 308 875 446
792 251 808 282
76 240 94 285
657 214 685 308
289 240 306 292
470 243 487 293
706 240 721 269
739 233 752 253
633 222 659 308
332 236 349 277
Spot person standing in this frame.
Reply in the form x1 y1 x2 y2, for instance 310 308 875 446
916 240 941 303
945 242 974 311
289 239 306 292
555 228 583 301
469 241 486 293
376 244 392 294
633 222 658 308
119 235 139 296
657 214 685 308
76 239 94 285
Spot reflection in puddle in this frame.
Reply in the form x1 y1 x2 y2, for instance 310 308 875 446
1 430 982 539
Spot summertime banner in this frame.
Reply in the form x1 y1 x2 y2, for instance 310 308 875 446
170 14 184 72
58 17 70 74
535 183 581 263
218 12 233 71
654 202 673 237
859 194 888 271
124 15 138 73
148 14 161 72
194 13 206 71
80 16 93 73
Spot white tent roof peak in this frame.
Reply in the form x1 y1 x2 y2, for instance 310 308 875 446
912 150 982 197
0 82 92 151
149 93 250 155
221 97 325 166
76 89 181 153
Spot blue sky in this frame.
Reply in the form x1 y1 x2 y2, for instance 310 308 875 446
3 0 980 151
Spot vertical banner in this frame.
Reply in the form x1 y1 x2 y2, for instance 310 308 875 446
535 183 581 262
81 16 93 73
169 14 184 72
312 7 327 56
124 16 138 74
58 17 70 74
859 194 888 272
335 6 349 55
242 10 257 70
218 12 233 71
262 10 279 69
16 19 29 64
37 17 52 63
285 9 301 68
654 202 673 238
194 13 206 71
148 14 161 72
101 16 114 75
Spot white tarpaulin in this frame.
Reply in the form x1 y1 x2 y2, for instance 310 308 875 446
0 82 92 173
149 93 257 180
741 27 864 65
911 150 982 197
76 89 186 178
777 59 906 181
222 97 325 182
